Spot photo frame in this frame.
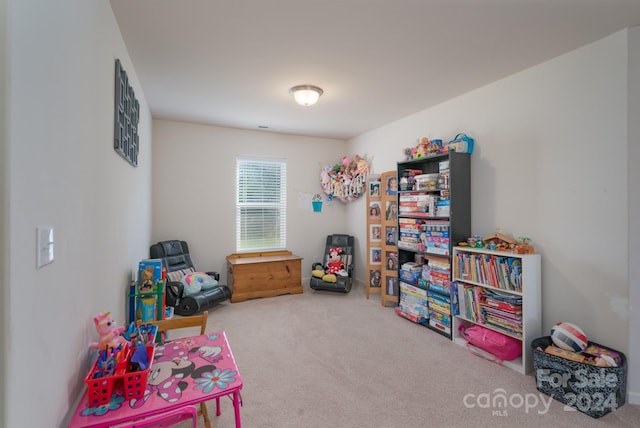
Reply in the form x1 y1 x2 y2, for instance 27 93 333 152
370 224 382 242
369 178 381 198
385 226 397 245
386 276 398 296
368 202 381 220
385 175 398 195
369 269 382 288
370 247 382 264
385 200 398 221
385 251 398 271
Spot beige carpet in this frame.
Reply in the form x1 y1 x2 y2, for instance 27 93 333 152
172 283 639 428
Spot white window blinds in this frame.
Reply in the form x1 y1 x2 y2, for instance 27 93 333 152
236 156 287 252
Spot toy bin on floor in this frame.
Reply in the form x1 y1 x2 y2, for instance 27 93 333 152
84 344 155 407
531 336 627 418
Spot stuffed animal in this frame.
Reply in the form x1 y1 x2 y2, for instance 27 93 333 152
341 156 351 168
91 312 128 350
415 137 430 158
311 247 347 283
326 247 345 275
354 154 369 176
311 263 337 283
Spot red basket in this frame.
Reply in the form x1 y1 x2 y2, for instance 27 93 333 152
85 344 155 407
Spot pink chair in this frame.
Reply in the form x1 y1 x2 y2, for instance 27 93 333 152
111 405 198 428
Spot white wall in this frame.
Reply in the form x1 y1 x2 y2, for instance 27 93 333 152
0 0 8 423
6 1 152 426
348 29 637 400
152 120 348 279
627 26 640 406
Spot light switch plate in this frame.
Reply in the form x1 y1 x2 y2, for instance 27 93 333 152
36 226 54 268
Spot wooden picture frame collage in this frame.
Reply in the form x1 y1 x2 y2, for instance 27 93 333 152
366 170 399 306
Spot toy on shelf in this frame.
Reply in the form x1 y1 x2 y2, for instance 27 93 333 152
483 232 517 251
458 228 536 254
403 133 474 161
515 236 535 254
445 133 474 154
412 137 442 159
458 235 484 248
415 137 430 158
91 312 128 350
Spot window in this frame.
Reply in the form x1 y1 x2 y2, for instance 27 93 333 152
236 156 287 252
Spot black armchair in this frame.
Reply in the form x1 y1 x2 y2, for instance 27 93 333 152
310 234 355 293
150 240 231 316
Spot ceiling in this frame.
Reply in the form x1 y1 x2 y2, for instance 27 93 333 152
109 0 640 140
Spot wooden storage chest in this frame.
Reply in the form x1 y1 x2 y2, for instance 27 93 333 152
226 250 303 303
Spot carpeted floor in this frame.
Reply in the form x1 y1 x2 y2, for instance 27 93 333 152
173 283 639 428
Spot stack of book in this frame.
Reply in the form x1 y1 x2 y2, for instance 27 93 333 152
481 289 523 336
455 284 523 337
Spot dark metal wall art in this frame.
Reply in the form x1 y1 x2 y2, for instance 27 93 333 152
114 59 139 167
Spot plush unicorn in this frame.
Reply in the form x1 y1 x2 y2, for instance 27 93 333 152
91 312 127 350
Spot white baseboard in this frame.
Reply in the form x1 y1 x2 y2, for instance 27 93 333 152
628 390 640 405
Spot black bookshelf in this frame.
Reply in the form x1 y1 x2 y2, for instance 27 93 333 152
396 152 471 339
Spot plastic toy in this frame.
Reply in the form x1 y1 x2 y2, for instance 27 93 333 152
483 232 516 251
515 236 535 254
466 235 485 248
91 311 128 350
445 133 474 154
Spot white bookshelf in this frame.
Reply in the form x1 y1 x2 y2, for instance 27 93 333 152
451 246 541 374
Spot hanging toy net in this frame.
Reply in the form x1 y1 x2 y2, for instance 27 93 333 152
320 155 369 203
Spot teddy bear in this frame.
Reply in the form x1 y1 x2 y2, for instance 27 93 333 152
415 137 430 158
354 154 369 176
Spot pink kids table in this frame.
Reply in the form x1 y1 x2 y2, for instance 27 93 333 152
69 332 243 428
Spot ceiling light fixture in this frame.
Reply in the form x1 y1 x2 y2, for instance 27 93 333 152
289 85 323 107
